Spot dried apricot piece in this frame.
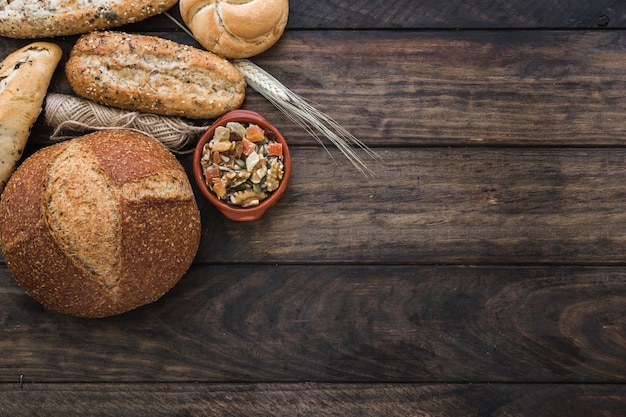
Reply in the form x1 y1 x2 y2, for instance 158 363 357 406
268 142 283 157
212 178 227 198
245 124 265 142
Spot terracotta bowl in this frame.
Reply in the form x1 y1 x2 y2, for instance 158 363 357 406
193 109 292 221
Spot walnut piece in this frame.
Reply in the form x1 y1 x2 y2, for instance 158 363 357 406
230 189 267 207
266 160 284 192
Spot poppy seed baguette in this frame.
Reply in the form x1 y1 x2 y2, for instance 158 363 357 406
65 32 245 119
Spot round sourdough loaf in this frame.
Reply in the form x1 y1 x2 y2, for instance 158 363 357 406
179 0 289 59
0 130 201 318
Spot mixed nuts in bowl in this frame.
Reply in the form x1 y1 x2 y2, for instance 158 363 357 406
193 109 292 221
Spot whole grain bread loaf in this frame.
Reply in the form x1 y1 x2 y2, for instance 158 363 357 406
0 42 62 192
65 31 245 119
0 129 201 318
179 0 289 59
0 0 179 38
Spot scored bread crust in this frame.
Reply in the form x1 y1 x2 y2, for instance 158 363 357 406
0 42 62 192
180 0 289 59
0 0 179 38
65 31 245 119
0 130 201 318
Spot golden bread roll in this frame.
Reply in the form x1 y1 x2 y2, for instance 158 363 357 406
0 130 201 318
180 0 289 59
0 0 179 38
65 31 245 119
0 42 62 192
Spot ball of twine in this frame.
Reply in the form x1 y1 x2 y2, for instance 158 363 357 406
44 93 207 153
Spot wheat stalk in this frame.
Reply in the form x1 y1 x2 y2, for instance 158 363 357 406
164 12 379 177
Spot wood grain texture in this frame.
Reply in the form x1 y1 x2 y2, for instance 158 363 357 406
0 383 624 416
287 0 626 29
117 0 626 30
1 265 624 382
250 30 626 148
189 147 626 264
6 30 626 148
1 0 625 413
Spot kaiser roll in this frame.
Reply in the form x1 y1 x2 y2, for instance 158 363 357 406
0 130 201 318
179 0 289 59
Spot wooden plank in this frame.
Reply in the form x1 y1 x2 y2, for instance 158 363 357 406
287 0 626 29
185 147 626 264
5 146 626 265
8 30 625 265
4 30 626 148
6 1 624 35
0 382 624 416
1 265 624 382
91 1 626 31
250 30 626 148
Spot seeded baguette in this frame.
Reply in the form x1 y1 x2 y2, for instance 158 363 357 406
0 42 62 192
65 32 246 119
0 0 179 38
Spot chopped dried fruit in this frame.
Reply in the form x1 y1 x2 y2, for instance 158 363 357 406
241 138 256 156
213 126 231 142
212 178 227 198
211 140 233 152
203 166 220 182
268 142 283 157
245 124 265 142
226 122 246 138
200 121 285 207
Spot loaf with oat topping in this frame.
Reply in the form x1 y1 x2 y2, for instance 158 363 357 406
65 31 245 119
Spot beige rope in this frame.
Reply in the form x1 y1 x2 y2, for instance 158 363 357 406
44 93 207 153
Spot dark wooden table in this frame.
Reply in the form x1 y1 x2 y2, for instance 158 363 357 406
1 1 626 415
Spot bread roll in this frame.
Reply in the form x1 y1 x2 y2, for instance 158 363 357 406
0 42 62 192
65 31 246 119
0 129 201 318
180 0 289 59
0 0 179 38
